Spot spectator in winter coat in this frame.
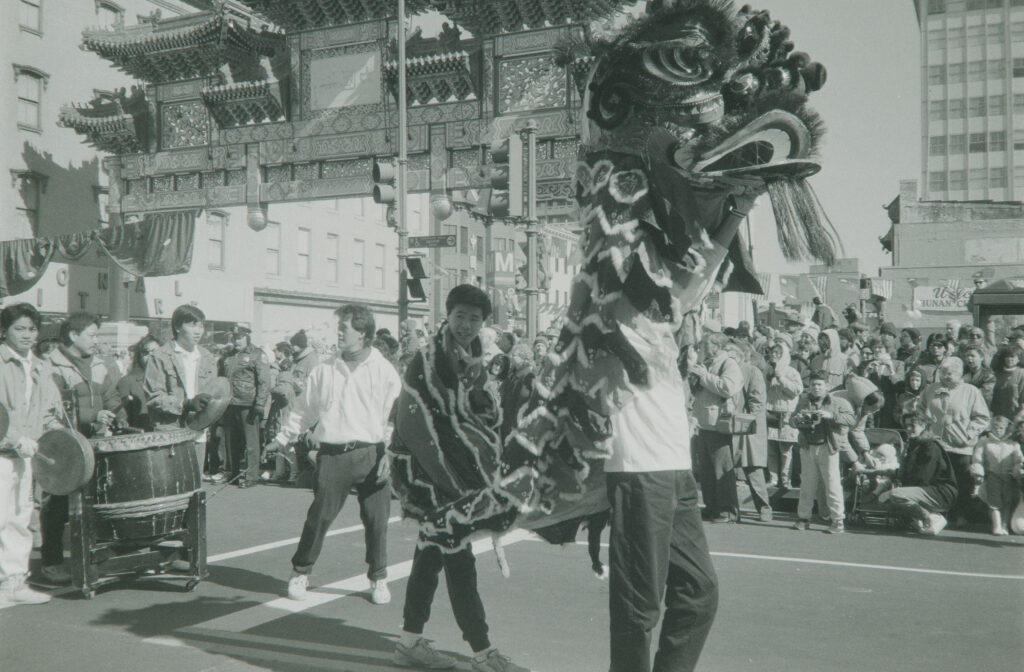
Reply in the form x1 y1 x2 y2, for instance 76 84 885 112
690 333 744 523
764 341 803 490
879 411 958 536
918 357 991 525
727 343 772 521
116 335 160 431
990 346 1024 425
961 345 996 408
810 328 848 391
896 327 922 365
220 326 271 487
790 372 857 533
912 333 949 383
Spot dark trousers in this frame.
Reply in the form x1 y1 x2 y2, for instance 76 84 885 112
946 452 984 523
223 405 260 482
741 466 771 512
291 445 390 580
40 493 68 567
402 543 491 653
694 430 739 519
607 470 718 672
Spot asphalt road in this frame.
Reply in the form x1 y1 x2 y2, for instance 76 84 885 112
2 481 1022 672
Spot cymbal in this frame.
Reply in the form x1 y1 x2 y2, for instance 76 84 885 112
186 377 232 431
34 428 95 495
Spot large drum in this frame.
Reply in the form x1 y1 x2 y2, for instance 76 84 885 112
89 429 202 541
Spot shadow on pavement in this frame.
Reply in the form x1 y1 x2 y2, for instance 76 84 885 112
89 595 467 671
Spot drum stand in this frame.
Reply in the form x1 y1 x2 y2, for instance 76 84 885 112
68 488 208 599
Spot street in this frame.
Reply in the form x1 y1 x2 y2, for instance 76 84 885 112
2 482 1022 672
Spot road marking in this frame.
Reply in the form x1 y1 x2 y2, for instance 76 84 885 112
574 541 1024 581
207 516 403 564
154 529 535 635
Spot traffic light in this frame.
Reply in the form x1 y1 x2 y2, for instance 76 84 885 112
488 136 522 219
405 255 428 302
372 159 396 205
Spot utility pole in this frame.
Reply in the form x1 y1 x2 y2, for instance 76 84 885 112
396 0 409 328
522 119 539 340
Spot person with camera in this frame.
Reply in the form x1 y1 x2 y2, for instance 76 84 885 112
790 371 856 533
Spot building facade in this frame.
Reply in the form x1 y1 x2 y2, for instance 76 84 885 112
913 0 1024 201
880 179 1024 330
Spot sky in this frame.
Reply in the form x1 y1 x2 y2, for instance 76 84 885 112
413 1 923 277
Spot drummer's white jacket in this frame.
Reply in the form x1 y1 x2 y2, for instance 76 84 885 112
275 348 401 446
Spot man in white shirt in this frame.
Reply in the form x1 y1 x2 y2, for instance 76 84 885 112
605 311 718 672
268 304 401 605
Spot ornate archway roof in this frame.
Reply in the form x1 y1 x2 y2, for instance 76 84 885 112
384 51 477 105
82 8 284 82
58 87 149 155
201 80 286 127
237 0 625 35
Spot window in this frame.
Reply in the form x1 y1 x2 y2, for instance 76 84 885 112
948 63 965 82
326 233 339 282
1015 94 1024 113
297 227 311 279
966 0 986 10
990 167 1007 186
949 133 966 153
1014 128 1024 149
969 132 988 152
967 23 985 45
14 173 41 237
949 169 967 190
968 60 987 80
969 168 987 189
20 0 41 34
928 0 946 12
1014 58 1024 78
475 235 484 263
208 211 226 270
460 226 469 254
929 171 948 191
985 22 1004 41
990 130 1006 150
948 99 966 118
14 67 47 132
265 221 281 275
948 25 965 47
988 60 1005 78
373 243 386 289
988 94 1005 113
929 100 946 120
929 136 948 154
928 64 946 84
353 239 365 287
96 1 123 28
968 96 987 116
928 27 947 48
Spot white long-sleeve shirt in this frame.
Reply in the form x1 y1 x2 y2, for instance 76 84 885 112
274 348 401 446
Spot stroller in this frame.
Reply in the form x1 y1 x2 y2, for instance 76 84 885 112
846 428 906 527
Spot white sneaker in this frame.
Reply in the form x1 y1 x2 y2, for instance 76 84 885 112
471 649 531 672
1 578 51 605
287 572 309 600
370 579 391 605
923 513 947 536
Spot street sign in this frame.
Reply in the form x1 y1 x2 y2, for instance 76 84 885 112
409 234 456 248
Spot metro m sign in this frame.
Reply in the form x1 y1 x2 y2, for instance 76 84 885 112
490 251 516 288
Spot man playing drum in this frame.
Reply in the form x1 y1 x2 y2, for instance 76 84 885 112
0 303 64 605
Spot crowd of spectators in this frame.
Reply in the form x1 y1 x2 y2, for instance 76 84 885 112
672 310 1024 536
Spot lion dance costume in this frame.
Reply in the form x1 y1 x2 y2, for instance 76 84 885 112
391 0 835 551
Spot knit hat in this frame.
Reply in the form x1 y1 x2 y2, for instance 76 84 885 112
880 321 899 338
289 330 308 350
